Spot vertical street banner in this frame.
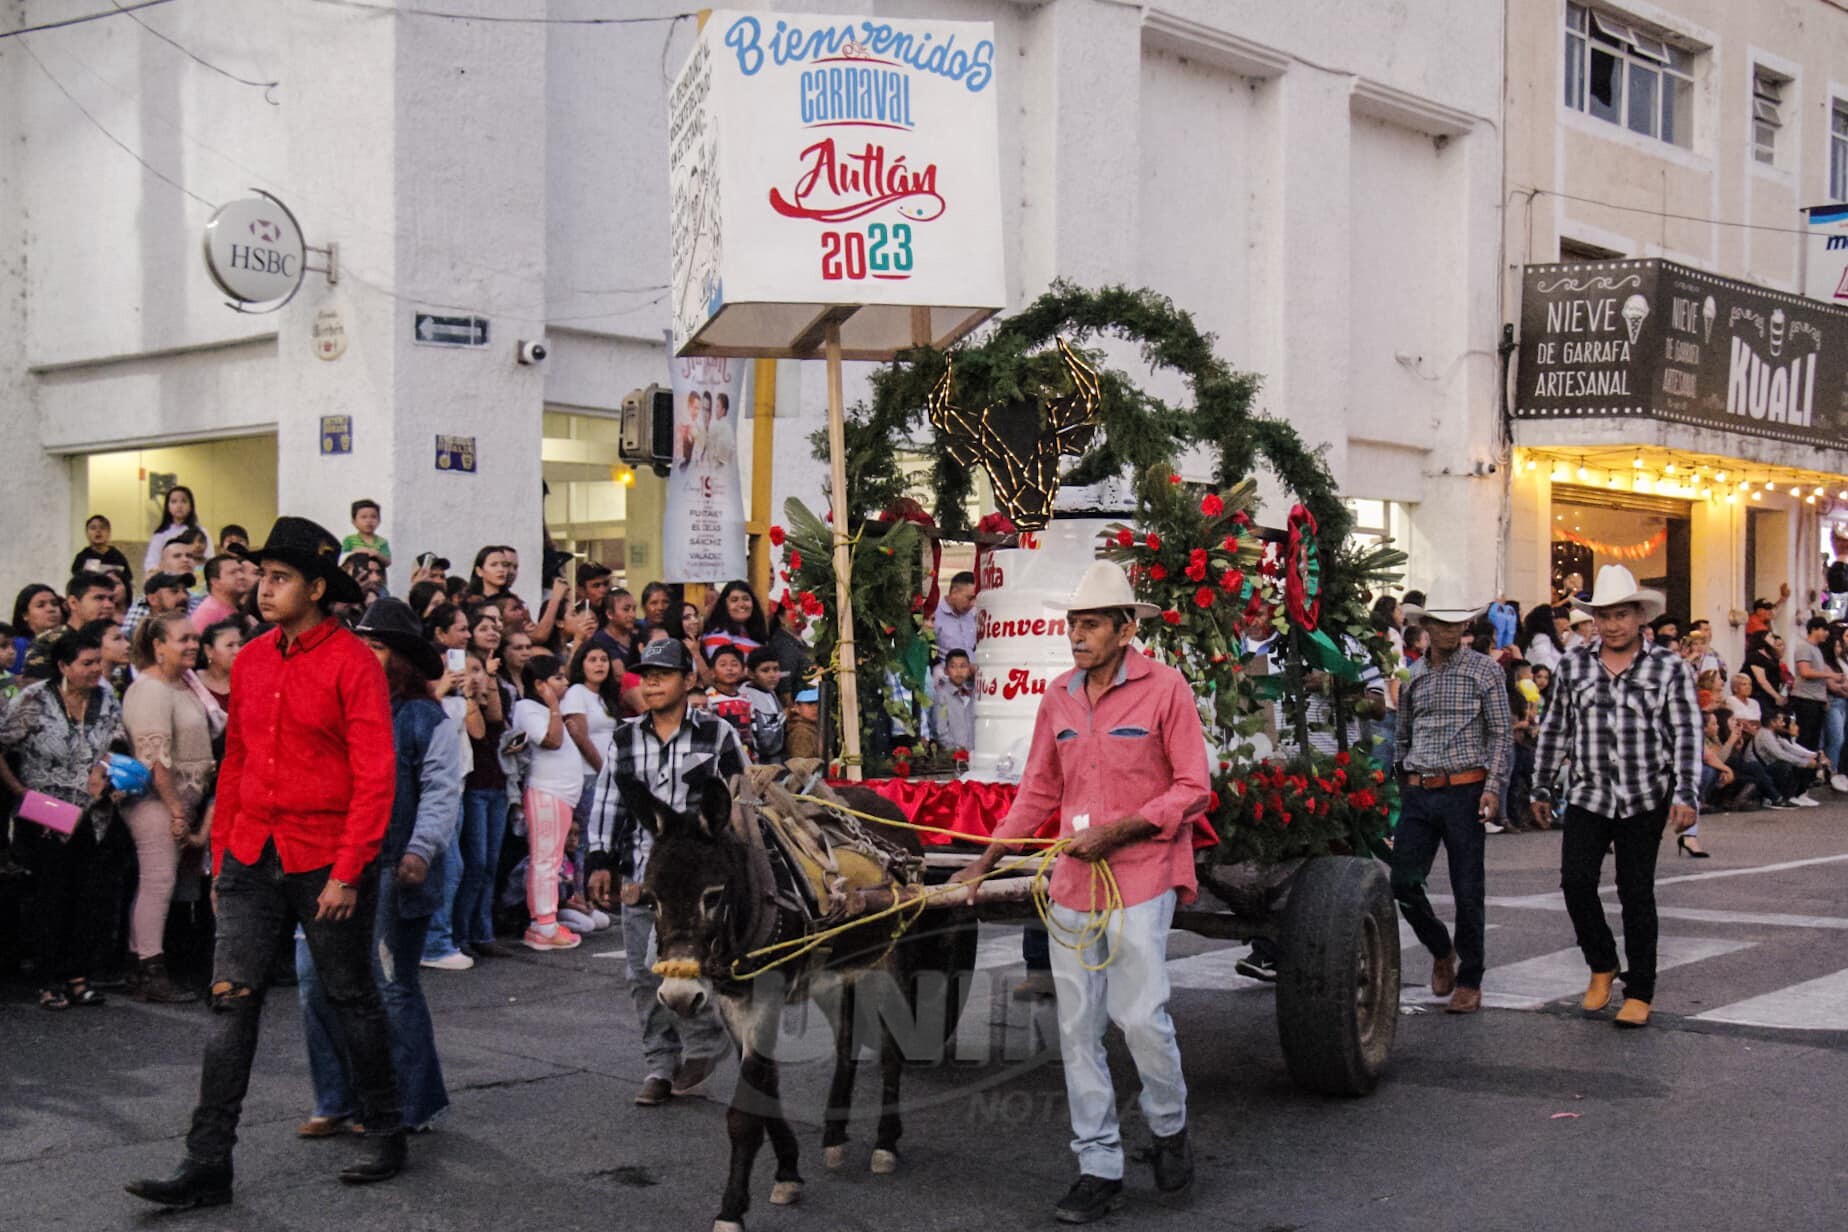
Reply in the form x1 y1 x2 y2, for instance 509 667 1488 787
667 11 1005 358
662 355 749 582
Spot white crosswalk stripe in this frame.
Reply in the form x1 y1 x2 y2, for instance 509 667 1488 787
1400 936 1755 1010
1695 969 1848 1031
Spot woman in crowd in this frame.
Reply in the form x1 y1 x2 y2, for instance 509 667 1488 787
12 583 61 666
513 654 585 951
454 648 514 960
467 605 503 663
1824 623 1848 790
420 610 481 972
639 581 674 636
0 630 125 1010
1516 603 1562 670
500 627 536 689
425 603 470 656
143 485 212 575
700 579 768 659
562 643 622 835
679 602 714 689
467 546 515 600
87 618 133 699
405 580 446 621
196 621 241 712
121 611 212 1004
297 599 461 1134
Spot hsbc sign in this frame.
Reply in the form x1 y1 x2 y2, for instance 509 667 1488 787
203 193 307 307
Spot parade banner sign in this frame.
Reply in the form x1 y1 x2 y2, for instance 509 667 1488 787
1516 259 1848 450
662 355 749 582
668 11 1005 360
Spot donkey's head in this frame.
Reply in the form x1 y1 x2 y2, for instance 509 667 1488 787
630 776 745 1019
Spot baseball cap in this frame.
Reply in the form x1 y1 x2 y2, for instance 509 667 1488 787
794 685 820 703
637 638 693 674
145 571 195 596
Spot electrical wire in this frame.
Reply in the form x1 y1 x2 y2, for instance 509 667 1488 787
1527 185 1826 240
300 0 695 25
0 0 174 39
108 0 281 102
16 38 217 209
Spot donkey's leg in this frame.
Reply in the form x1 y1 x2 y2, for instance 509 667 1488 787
717 1050 768 1232
821 981 859 1168
871 1015 904 1175
760 1054 805 1206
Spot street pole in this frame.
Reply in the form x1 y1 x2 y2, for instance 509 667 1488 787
824 320 863 780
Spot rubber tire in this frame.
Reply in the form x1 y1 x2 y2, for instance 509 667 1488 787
1275 855 1399 1096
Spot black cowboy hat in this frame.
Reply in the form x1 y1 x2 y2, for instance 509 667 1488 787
353 597 445 679
250 516 363 605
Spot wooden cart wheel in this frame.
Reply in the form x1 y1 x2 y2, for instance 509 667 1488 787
1275 855 1399 1096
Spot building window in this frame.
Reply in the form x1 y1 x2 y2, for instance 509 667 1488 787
1752 67 1786 166
1564 3 1694 149
1831 101 1848 200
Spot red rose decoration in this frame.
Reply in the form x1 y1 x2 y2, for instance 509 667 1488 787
1223 535 1239 551
788 549 802 571
1184 561 1207 582
1335 750 1351 766
1161 609 1182 626
1149 563 1168 580
769 525 787 546
1201 493 1225 517
1193 586 1215 608
1145 532 1162 550
1116 528 1135 547
1221 568 1244 593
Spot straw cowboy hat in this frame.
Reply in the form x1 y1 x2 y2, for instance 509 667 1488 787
1050 560 1161 619
1409 594 1485 625
1574 564 1665 621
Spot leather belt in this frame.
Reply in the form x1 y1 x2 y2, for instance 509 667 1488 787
1401 768 1488 789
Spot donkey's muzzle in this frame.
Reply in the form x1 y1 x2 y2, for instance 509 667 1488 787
658 976 711 1018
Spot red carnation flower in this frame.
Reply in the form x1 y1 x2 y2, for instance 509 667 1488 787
1253 802 1264 820
1207 790 1221 811
1161 609 1182 626
1145 532 1162 551
1189 547 1207 564
788 549 802 571
1201 493 1225 517
893 746 912 760
1221 568 1244 593
1334 750 1351 766
1193 586 1215 608
951 748 970 762
1223 534 1239 551
1116 528 1135 547
1148 563 1168 581
1168 472 1182 485
768 525 787 547
1142 646 1156 657
1233 511 1253 528
1184 561 1207 582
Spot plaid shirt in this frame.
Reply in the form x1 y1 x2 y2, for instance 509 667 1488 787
1532 641 1702 814
582 704 747 881
1395 646 1513 796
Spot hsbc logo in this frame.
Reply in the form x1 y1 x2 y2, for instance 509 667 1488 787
248 218 283 244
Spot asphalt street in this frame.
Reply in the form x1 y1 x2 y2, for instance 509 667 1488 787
5 804 1848 1231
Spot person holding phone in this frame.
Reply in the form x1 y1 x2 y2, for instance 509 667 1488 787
420 635 482 972
513 654 586 950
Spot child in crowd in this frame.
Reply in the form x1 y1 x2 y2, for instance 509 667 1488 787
71 514 133 584
219 524 251 554
931 649 977 753
0 625 20 701
706 644 758 760
341 499 393 569
742 649 786 763
785 684 823 761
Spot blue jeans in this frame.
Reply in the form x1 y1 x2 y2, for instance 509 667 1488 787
420 821 466 961
1047 889 1186 1180
1390 782 1487 988
622 903 728 1079
1826 697 1848 773
297 868 448 1129
454 788 509 949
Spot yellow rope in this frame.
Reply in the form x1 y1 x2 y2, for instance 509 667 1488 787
699 794 1126 980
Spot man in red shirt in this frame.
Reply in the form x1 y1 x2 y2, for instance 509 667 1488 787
128 517 403 1210
954 560 1210 1225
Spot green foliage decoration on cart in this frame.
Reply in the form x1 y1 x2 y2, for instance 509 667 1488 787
800 282 1405 860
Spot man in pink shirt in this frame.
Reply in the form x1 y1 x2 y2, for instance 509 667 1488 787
191 553 251 631
954 560 1210 1224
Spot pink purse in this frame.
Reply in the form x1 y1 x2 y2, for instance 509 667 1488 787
17 790 82 836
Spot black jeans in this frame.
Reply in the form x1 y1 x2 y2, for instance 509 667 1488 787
186 842 401 1164
21 815 126 984
1793 697 1827 755
1390 783 1487 988
1559 803 1669 1002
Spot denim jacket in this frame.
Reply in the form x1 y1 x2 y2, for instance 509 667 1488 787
381 696 463 917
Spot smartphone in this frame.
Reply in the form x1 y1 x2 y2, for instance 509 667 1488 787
445 648 466 674
418 551 437 569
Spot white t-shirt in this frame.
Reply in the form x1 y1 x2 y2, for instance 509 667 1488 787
561 683 619 766
441 694 475 776
513 698 586 804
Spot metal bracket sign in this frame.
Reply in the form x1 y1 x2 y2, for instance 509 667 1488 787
320 415 352 456
414 313 490 347
435 434 477 473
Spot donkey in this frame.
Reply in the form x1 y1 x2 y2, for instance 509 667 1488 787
623 776 975 1232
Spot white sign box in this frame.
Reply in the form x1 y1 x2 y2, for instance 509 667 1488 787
1805 205 1848 308
669 11 1006 360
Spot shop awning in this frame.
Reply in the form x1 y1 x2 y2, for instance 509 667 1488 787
1515 260 1848 475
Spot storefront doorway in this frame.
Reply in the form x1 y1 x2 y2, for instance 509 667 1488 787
1551 485 1690 619
74 435 278 569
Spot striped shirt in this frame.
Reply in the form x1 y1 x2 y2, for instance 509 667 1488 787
1532 641 1702 815
582 704 747 881
1395 646 1513 796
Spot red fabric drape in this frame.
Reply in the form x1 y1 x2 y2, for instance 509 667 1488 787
835 778 1220 850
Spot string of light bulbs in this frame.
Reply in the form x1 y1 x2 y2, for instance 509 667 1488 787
1516 447 1848 508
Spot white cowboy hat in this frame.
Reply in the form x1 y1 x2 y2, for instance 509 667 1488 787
1574 564 1665 621
1410 595 1485 625
1051 560 1161 619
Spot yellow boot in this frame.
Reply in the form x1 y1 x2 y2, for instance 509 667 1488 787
1614 998 1652 1029
1582 970 1616 1013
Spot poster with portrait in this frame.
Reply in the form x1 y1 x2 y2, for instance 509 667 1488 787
662 355 749 582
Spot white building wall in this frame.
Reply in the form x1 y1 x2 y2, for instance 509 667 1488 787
3 0 1505 604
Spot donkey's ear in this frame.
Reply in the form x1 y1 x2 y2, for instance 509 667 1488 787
619 779 667 836
695 776 733 837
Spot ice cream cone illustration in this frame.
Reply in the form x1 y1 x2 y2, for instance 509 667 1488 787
1621 294 1650 345
1701 295 1716 343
